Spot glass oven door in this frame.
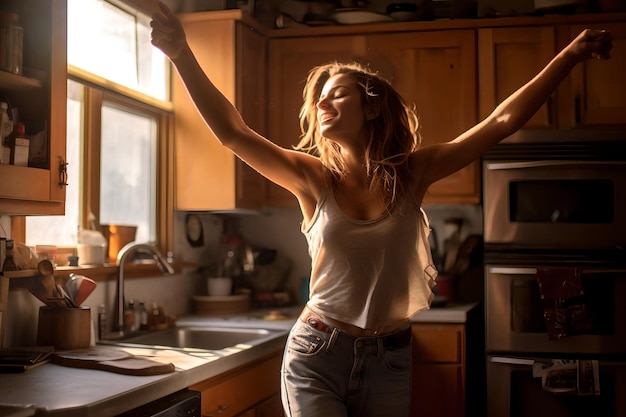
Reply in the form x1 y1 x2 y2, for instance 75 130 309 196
486 266 626 355
488 356 626 417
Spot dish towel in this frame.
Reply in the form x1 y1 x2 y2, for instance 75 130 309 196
536 268 592 340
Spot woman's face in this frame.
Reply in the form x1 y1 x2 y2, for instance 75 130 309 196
317 73 368 146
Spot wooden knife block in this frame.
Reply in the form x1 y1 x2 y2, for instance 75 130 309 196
37 306 91 350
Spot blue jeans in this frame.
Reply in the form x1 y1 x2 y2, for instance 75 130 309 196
281 318 412 417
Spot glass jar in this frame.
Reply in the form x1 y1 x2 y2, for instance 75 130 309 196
0 11 23 75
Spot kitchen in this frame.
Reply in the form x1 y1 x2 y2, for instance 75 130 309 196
1 0 625 416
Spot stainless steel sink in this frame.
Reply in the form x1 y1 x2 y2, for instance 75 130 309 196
100 326 284 351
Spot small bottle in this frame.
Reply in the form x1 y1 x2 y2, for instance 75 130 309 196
0 102 12 164
10 122 28 166
1 239 17 272
125 299 137 331
147 302 167 330
98 304 107 341
137 301 148 330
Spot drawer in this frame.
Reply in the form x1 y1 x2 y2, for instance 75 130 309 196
189 353 282 417
411 324 464 364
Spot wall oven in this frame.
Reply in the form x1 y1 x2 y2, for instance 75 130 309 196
483 139 626 251
482 135 626 417
486 265 626 355
487 356 626 417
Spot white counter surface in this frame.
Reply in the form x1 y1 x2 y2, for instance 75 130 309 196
411 302 480 324
0 303 478 416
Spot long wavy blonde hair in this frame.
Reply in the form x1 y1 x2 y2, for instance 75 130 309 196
295 61 422 209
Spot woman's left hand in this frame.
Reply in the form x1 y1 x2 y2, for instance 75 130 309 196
567 29 613 62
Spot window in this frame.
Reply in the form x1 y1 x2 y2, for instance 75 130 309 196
67 0 167 100
25 0 172 255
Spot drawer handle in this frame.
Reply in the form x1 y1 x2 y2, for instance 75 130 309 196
203 403 231 417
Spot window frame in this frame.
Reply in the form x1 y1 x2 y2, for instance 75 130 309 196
12 65 175 260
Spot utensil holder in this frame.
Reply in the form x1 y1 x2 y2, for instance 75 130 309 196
37 306 91 350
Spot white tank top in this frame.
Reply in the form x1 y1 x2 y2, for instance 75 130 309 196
302 188 438 330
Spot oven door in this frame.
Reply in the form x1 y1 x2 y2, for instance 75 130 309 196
486 266 626 355
483 160 626 250
488 356 626 417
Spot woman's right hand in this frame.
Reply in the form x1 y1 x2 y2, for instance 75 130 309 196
150 1 187 61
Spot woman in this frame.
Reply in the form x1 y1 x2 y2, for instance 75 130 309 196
150 3 612 416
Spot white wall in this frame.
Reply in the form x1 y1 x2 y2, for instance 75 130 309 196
2 203 482 347
173 203 483 301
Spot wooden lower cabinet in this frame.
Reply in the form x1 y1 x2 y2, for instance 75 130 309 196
410 307 486 417
189 351 284 417
410 324 465 417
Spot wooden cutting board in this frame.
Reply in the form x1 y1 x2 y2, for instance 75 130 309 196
52 346 175 376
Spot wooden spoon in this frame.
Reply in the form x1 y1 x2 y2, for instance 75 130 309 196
37 259 58 297
26 260 58 305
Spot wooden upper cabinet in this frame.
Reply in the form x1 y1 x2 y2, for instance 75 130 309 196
269 30 479 205
173 13 268 211
566 22 626 128
367 30 479 204
268 35 367 207
0 0 67 215
478 22 626 130
478 26 557 129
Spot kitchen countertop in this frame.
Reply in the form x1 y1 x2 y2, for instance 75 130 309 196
0 303 478 416
411 302 480 324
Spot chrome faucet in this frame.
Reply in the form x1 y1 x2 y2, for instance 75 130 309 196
110 243 175 336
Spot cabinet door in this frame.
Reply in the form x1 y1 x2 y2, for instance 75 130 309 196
478 26 556 129
367 30 479 204
0 0 67 215
411 363 464 417
174 17 269 211
173 18 237 211
267 35 369 207
567 22 626 128
411 324 466 417
235 22 269 210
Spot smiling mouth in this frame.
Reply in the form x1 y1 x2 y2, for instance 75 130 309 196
320 113 336 123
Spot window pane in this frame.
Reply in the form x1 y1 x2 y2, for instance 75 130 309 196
137 13 168 101
25 80 82 246
68 0 168 100
100 102 157 243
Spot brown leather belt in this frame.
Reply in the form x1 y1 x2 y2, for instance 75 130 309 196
298 308 412 350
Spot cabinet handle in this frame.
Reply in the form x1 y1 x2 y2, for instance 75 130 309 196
58 158 69 187
203 403 231 417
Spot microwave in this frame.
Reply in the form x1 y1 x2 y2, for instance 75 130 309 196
483 154 626 251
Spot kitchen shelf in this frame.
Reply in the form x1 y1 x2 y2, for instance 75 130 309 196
0 71 42 91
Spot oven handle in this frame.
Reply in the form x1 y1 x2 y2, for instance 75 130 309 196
485 160 626 170
490 356 534 366
488 266 625 274
488 267 537 275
